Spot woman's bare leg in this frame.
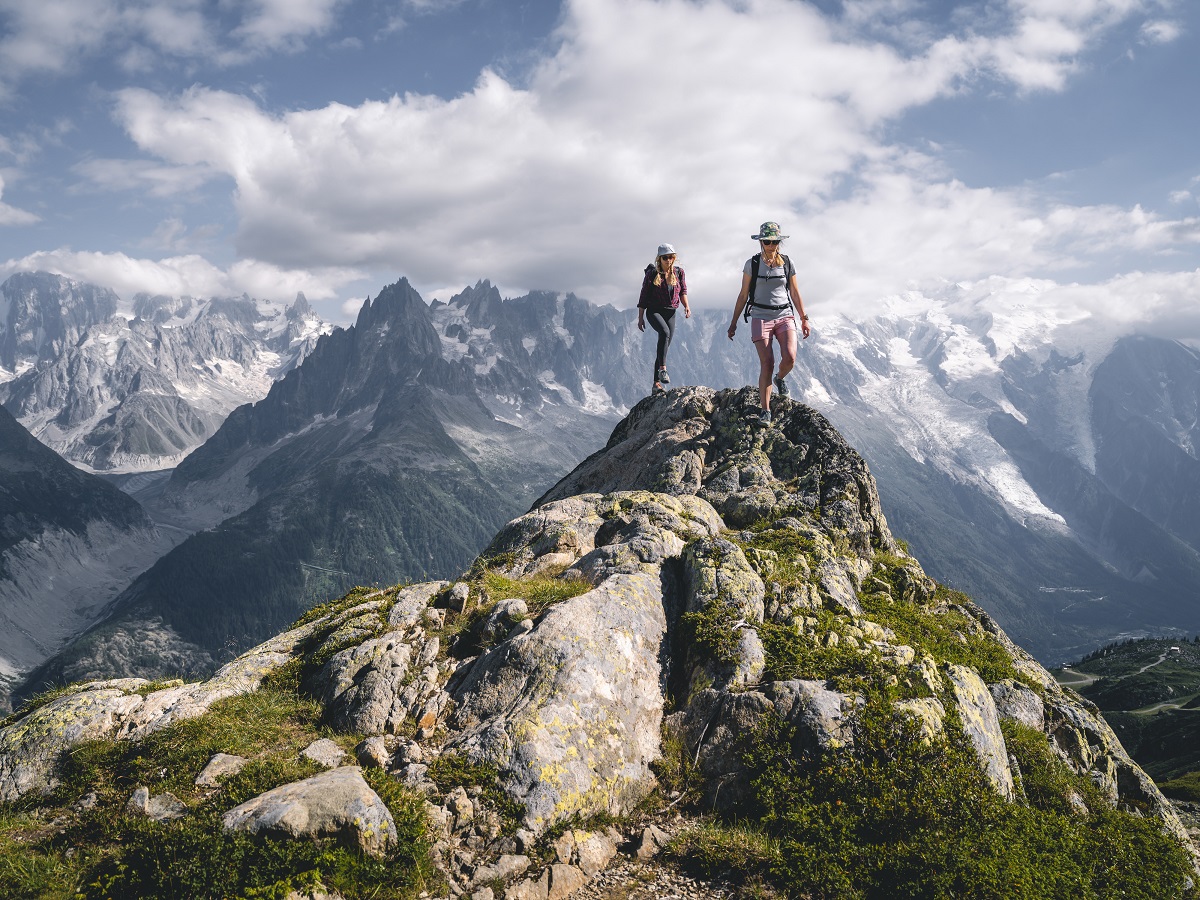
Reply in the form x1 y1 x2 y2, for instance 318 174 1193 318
755 339 775 410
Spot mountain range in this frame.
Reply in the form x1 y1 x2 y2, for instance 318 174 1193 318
0 271 330 473
8 272 1200 704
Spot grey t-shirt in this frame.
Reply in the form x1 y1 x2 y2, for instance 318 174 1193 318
743 257 793 320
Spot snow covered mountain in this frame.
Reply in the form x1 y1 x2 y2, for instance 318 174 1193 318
0 272 331 473
16 274 1200 699
18 280 629 693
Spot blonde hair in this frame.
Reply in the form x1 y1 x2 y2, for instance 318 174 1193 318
653 254 678 287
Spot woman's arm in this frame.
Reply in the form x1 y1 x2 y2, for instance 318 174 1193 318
678 267 691 318
789 274 810 339
727 272 752 339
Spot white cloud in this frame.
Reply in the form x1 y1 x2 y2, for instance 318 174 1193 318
72 157 218 197
0 249 363 302
0 174 38 226
0 0 342 88
1140 19 1182 44
95 0 1194 319
230 0 344 57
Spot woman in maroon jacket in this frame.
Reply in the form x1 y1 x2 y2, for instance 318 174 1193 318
637 243 691 393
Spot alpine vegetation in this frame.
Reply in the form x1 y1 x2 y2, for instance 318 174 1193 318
0 387 1192 899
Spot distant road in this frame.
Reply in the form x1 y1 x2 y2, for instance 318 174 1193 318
1057 650 1174 692
1057 667 1100 688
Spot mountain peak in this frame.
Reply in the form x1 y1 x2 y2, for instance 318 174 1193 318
286 292 313 320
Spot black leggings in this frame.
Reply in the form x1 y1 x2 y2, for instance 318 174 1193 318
647 308 676 375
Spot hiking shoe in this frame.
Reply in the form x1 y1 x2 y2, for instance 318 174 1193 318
756 409 771 426
773 374 789 398
658 367 670 384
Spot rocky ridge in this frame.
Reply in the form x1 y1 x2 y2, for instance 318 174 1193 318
0 387 1193 898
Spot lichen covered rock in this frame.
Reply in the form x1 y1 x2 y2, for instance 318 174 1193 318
221 766 396 856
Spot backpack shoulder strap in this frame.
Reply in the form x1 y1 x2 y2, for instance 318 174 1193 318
744 253 761 321
784 255 796 313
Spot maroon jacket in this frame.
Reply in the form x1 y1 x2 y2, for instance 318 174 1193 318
638 264 687 310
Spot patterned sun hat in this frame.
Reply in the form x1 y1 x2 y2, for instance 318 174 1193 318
751 221 790 241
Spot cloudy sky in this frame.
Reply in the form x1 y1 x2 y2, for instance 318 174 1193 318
0 0 1196 327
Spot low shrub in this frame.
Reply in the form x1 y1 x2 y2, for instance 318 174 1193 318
668 703 1197 900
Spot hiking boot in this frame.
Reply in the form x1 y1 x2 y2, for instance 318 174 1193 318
756 408 771 426
773 374 789 398
658 367 670 384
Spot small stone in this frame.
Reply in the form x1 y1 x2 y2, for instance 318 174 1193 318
470 854 530 888
514 828 536 854
447 786 475 829
547 864 588 900
574 831 617 877
146 791 188 821
196 753 249 787
74 791 98 811
396 740 426 765
355 736 393 769
504 870 549 900
507 619 534 640
425 608 447 629
471 890 495 900
448 583 471 613
553 831 575 864
127 785 186 820
127 786 150 815
301 738 347 769
636 827 660 860
401 763 430 787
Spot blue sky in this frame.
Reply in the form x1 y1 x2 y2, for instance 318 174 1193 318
1 0 1197 332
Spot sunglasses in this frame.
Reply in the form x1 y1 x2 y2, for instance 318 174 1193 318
761 240 780 246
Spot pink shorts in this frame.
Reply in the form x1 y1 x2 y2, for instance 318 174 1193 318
751 315 796 344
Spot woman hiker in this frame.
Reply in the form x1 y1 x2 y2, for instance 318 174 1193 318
727 222 811 425
637 243 691 393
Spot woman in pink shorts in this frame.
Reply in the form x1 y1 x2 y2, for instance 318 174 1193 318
726 221 811 425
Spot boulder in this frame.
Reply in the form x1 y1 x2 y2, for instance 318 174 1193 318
896 698 947 743
221 766 396 856
196 752 249 787
448 572 668 832
535 388 897 558
547 863 588 899
320 633 415 734
469 854 530 889
989 679 1045 730
127 785 187 821
301 738 347 769
947 665 1015 800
